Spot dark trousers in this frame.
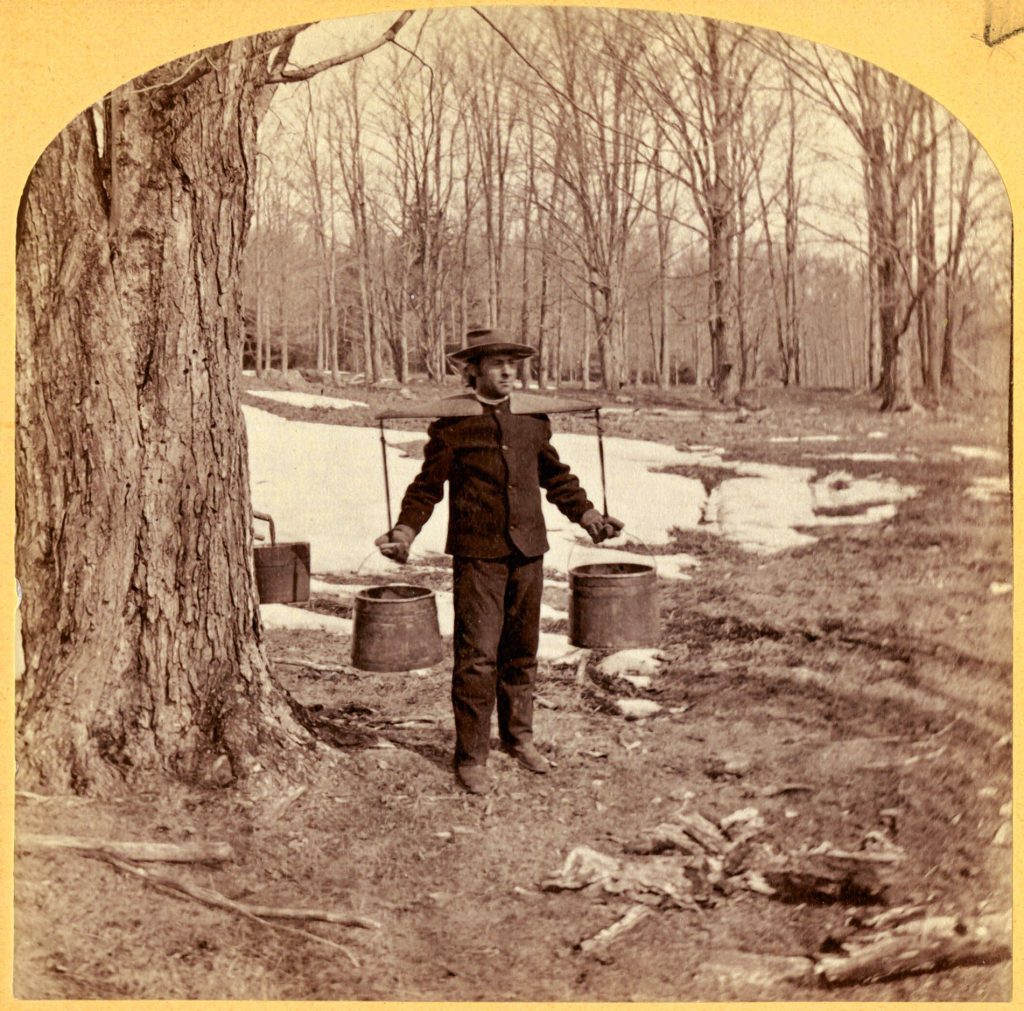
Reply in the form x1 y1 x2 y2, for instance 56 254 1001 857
451 551 544 767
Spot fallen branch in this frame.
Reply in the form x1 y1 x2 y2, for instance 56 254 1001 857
368 716 438 728
17 834 235 864
91 853 364 966
578 904 653 956
850 904 928 931
817 911 1011 986
273 659 359 677
235 904 380 929
760 783 815 797
818 847 903 865
15 791 90 805
674 812 730 854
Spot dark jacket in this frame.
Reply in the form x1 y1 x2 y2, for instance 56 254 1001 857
396 402 593 558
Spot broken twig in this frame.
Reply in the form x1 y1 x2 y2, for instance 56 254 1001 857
579 904 653 956
17 834 235 864
92 853 364 966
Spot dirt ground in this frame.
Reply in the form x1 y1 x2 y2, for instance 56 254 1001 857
12 382 1013 1001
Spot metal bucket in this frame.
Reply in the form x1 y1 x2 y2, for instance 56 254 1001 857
569 562 659 648
351 584 445 672
253 511 310 604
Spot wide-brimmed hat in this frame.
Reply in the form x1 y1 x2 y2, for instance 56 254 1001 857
446 326 536 367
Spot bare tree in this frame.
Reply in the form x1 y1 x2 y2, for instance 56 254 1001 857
464 33 519 326
381 45 464 379
330 67 385 383
938 125 982 391
777 41 950 410
640 15 763 403
294 86 344 379
754 77 805 386
542 8 650 390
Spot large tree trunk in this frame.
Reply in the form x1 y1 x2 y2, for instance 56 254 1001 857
15 41 307 794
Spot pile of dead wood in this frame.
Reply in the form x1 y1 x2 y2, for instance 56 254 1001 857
540 803 1010 986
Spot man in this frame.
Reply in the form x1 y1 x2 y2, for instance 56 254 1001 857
375 326 622 795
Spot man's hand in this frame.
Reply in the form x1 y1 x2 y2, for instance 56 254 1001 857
374 524 415 564
580 509 625 544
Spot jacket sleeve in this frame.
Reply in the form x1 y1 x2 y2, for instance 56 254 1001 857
395 422 452 534
537 417 594 523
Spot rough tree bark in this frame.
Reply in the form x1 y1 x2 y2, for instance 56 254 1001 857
15 17 413 794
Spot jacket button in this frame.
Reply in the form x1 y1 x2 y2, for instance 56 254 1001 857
501 444 510 451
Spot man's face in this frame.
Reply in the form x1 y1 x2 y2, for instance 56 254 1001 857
471 354 518 399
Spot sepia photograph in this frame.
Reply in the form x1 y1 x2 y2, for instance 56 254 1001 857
8 1 1015 1002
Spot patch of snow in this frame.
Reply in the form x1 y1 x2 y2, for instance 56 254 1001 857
814 503 898 527
434 590 454 637
621 674 653 690
260 603 353 635
309 579 364 598
538 632 577 662
811 452 911 463
952 445 1005 463
245 405 920 577
767 435 841 443
812 471 918 512
547 647 589 668
989 581 1012 596
248 390 368 411
734 460 816 482
867 431 888 440
703 469 916 553
674 446 729 467
596 648 665 677
705 480 818 553
967 476 1011 502
645 407 703 420
615 699 663 719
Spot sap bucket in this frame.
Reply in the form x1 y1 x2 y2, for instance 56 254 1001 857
569 562 659 648
253 511 310 604
352 584 445 672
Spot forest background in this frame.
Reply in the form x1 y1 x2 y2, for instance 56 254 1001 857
244 6 1010 411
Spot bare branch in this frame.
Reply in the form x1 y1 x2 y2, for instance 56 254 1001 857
267 11 416 84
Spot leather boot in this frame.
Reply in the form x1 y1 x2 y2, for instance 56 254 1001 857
503 741 549 774
455 764 490 795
